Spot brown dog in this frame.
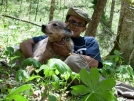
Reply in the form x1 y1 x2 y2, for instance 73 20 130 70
32 20 74 64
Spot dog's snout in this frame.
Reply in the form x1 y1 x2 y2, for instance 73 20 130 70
42 25 46 29
42 25 46 33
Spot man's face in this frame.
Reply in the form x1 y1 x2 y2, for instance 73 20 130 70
66 15 86 38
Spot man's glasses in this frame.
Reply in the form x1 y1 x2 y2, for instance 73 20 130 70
68 19 85 27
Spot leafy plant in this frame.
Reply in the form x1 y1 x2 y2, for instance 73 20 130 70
5 84 33 101
3 46 24 68
100 50 134 85
34 58 78 91
71 68 117 101
22 58 41 69
19 58 79 100
116 65 134 82
100 50 124 78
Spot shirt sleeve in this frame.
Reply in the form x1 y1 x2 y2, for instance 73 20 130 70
32 35 47 43
85 36 103 68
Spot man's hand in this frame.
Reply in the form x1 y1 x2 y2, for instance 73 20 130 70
51 42 70 56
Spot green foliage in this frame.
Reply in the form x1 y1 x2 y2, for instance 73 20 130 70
5 84 32 101
22 58 41 68
47 58 72 74
2 47 133 100
100 50 134 85
16 69 29 82
3 46 24 68
49 94 57 101
71 68 117 101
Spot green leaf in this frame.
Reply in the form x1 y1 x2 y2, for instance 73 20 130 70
4 47 14 56
10 56 21 61
82 91 117 101
80 68 99 90
98 78 116 90
71 85 90 95
82 93 98 101
22 58 41 68
26 75 42 82
47 58 72 74
114 50 120 55
44 67 55 77
35 64 49 73
53 74 59 82
71 68 117 101
49 94 57 101
6 84 32 98
6 94 28 101
127 65 134 75
52 81 60 90
61 71 70 80
14 50 24 57
6 47 14 53
97 91 117 101
16 69 29 81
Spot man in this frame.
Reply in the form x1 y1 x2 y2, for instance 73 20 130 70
20 7 103 73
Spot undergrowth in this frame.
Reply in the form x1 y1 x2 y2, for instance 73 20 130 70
0 47 134 101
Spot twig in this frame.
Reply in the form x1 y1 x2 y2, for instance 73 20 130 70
129 47 134 65
1 14 41 27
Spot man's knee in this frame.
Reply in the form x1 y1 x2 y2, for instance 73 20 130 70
64 55 75 65
64 54 88 73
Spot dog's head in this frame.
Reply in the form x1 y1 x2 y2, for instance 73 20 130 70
42 20 73 42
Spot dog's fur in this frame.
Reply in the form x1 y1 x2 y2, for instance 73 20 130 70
32 20 74 64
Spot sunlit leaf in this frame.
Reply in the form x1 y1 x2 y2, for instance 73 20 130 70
98 78 116 90
80 68 99 90
49 94 57 101
16 69 29 81
71 68 117 101
6 47 14 53
6 84 32 98
22 58 41 68
26 75 42 82
6 94 28 101
71 85 90 95
35 64 49 73
47 58 72 74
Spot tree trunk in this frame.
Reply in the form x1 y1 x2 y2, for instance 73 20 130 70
110 0 134 67
108 0 115 28
49 0 55 21
85 0 107 37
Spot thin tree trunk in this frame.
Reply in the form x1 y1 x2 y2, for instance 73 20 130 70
85 0 107 37
28 0 32 21
34 0 39 21
108 0 115 28
0 0 3 5
49 0 55 21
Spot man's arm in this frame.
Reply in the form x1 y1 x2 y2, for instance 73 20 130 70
51 43 100 68
20 39 35 58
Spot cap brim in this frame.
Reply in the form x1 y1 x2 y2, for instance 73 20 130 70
66 8 91 23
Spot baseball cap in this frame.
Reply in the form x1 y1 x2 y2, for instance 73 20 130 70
66 7 91 23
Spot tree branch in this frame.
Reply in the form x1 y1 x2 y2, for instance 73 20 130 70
1 14 41 27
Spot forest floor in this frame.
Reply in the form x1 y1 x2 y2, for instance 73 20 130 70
0 61 134 101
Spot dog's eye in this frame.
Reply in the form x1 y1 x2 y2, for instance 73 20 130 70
53 23 58 26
